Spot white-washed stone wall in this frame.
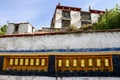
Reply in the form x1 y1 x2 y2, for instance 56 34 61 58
0 32 120 50
0 75 119 80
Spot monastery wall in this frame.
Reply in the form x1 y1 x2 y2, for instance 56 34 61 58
0 31 120 51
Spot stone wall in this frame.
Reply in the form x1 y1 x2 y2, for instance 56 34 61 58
0 31 120 51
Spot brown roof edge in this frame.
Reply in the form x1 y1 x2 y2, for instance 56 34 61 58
56 5 81 11
90 9 105 14
0 29 120 38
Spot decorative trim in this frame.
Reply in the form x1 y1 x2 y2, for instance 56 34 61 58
90 9 105 14
57 5 81 11
0 47 120 53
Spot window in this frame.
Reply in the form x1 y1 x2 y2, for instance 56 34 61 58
9 59 14 65
105 59 109 67
81 12 91 20
36 59 40 66
30 59 34 66
88 59 93 66
62 10 70 18
58 59 62 67
81 59 85 67
41 59 45 66
25 59 29 65
62 20 70 28
66 59 70 67
20 59 24 65
97 59 101 67
14 59 18 65
73 59 77 67
14 24 19 33
81 21 91 26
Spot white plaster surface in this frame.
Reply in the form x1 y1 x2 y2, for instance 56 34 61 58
91 13 100 24
6 24 15 35
0 75 119 80
54 9 81 28
7 23 33 34
71 11 81 28
18 24 29 34
0 32 120 50
54 9 62 28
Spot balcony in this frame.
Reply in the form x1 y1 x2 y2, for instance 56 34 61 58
81 19 92 22
62 10 71 20
61 17 71 20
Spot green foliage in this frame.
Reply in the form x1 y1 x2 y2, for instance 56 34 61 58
0 25 7 35
93 4 120 30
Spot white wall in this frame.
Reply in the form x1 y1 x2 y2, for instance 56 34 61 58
0 75 119 80
6 24 15 34
54 9 62 28
91 13 100 24
19 24 33 33
6 23 33 34
27 24 33 33
19 24 28 33
54 9 81 28
0 32 120 50
71 11 81 28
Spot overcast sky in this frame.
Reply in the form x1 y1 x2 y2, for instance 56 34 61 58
0 0 120 29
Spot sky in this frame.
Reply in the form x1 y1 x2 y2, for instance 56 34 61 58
0 0 120 29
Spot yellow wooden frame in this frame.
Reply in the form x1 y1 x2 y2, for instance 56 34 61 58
9 59 14 65
25 59 29 65
105 59 109 67
20 59 24 65
66 59 70 67
30 59 34 66
88 59 92 66
73 59 77 67
36 59 40 66
81 59 85 67
41 59 45 66
97 59 101 67
14 59 18 65
58 59 62 67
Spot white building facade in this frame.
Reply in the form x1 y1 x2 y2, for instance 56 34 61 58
51 5 105 29
6 22 35 35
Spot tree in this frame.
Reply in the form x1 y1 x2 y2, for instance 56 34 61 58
93 4 120 30
0 25 7 35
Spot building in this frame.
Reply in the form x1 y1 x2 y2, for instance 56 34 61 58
6 22 35 35
50 4 105 29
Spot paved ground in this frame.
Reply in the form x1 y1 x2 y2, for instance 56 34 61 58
0 76 120 80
